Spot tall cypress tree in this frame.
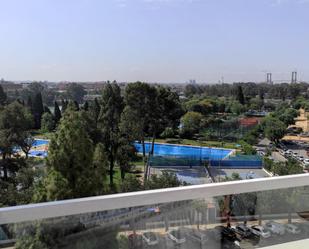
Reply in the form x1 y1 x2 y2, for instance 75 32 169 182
32 92 44 129
98 83 123 187
93 98 100 120
54 101 62 124
0 85 7 106
236 85 245 105
61 99 67 113
73 100 80 111
44 106 51 114
83 101 89 111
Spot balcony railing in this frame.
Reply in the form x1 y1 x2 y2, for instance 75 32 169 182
1 173 309 248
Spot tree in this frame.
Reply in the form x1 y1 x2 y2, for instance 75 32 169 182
117 139 135 180
120 175 142 193
28 82 44 94
272 159 303 176
145 171 184 190
0 85 7 105
0 102 33 179
184 84 202 97
32 92 44 129
41 113 55 132
66 83 86 104
160 127 175 138
61 99 68 113
44 109 99 200
179 111 203 138
93 143 109 192
156 86 184 131
236 85 245 105
278 108 299 126
229 101 246 115
54 101 62 125
98 83 123 187
239 141 256 155
0 158 39 206
26 96 33 114
43 106 51 114
20 136 34 159
123 82 157 159
261 117 286 143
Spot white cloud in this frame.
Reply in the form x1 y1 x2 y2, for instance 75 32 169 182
271 0 309 5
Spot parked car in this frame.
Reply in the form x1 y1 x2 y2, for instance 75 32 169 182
285 224 301 234
258 151 265 156
213 226 239 242
297 156 304 161
234 224 256 239
265 221 285 235
142 232 159 246
284 152 291 157
183 228 208 245
167 229 186 244
304 159 309 165
251 225 271 238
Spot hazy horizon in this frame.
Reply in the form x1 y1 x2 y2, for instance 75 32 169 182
1 0 309 83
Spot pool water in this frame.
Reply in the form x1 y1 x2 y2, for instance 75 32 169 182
28 139 49 158
30 140 233 160
29 150 48 158
134 142 232 160
33 139 49 147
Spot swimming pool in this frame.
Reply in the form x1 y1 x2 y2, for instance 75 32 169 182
28 139 49 158
29 150 48 158
33 139 49 147
134 142 233 160
30 140 233 160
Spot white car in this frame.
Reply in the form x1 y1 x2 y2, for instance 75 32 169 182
142 232 159 246
293 152 298 157
265 221 285 235
250 225 271 238
297 156 304 162
303 159 309 165
285 224 301 234
167 229 186 244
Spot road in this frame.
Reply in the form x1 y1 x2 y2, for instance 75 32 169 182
271 152 287 163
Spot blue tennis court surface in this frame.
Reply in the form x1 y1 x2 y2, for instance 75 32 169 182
134 142 232 160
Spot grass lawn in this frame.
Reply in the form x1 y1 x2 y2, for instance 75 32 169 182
108 162 144 192
154 138 238 149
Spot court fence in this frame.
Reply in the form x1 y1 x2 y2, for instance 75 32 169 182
148 154 263 169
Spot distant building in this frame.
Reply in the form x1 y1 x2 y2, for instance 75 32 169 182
0 79 23 92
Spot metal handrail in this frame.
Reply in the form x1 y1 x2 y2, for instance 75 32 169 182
0 173 309 224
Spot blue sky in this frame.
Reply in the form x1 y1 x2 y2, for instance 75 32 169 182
0 0 309 83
